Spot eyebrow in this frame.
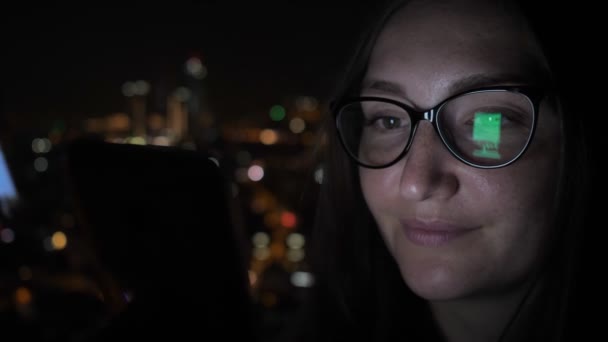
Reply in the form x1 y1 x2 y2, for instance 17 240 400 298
362 72 537 99
446 73 533 94
362 80 407 97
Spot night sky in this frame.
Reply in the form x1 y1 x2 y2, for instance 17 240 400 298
4 3 380 124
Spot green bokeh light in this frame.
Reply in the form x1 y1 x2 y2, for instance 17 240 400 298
269 105 286 121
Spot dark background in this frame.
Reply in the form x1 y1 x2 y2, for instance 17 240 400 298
2 3 383 342
4 3 376 120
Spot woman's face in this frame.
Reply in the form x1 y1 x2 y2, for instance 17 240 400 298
359 0 562 300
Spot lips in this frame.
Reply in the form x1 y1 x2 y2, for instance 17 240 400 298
401 219 480 247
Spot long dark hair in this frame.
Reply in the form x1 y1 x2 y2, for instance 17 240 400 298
304 1 439 341
295 1 596 341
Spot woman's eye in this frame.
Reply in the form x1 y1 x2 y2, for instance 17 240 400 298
371 116 403 129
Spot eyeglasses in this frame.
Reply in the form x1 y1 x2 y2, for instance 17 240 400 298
334 86 544 169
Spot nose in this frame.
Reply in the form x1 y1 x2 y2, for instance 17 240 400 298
399 122 459 201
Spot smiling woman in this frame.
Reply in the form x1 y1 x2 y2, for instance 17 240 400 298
276 0 603 341
357 2 562 311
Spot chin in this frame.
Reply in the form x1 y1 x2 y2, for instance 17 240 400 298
400 263 478 301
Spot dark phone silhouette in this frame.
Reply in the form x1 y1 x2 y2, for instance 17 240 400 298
64 138 257 341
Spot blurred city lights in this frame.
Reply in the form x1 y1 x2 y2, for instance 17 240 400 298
15 287 33 305
253 246 270 260
122 81 136 97
32 138 52 153
174 87 192 102
247 165 264 182
290 271 314 288
1 227 15 243
151 136 171 146
185 57 208 79
252 232 270 247
34 157 48 172
314 165 324 184
286 248 305 262
286 233 305 249
259 129 279 145
2 38 332 333
134 80 150 96
126 136 146 145
248 270 258 287
269 105 286 121
51 231 68 250
289 117 306 134
107 113 131 131
280 211 297 228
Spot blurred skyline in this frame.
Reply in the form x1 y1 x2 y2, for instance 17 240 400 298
4 2 379 123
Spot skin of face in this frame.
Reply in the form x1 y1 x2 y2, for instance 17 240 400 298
359 0 562 302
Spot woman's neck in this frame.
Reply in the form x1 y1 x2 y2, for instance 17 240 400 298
428 279 540 342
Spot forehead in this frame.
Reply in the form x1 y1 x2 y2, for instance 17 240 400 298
364 0 550 102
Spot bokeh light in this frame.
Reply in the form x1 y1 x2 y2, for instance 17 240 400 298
247 165 264 182
269 105 286 121
280 211 297 228
259 129 279 145
289 117 306 134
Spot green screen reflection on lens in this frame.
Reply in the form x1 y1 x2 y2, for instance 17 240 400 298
472 112 501 159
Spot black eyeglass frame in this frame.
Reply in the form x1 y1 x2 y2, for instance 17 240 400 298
333 86 545 169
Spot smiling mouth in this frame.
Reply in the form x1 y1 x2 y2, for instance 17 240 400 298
401 220 480 247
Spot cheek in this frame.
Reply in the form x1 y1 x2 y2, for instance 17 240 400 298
359 166 412 256
359 167 401 214
495 135 562 216
481 153 560 223
487 168 559 285
479 149 562 266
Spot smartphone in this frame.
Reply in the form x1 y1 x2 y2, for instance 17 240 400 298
64 138 257 340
